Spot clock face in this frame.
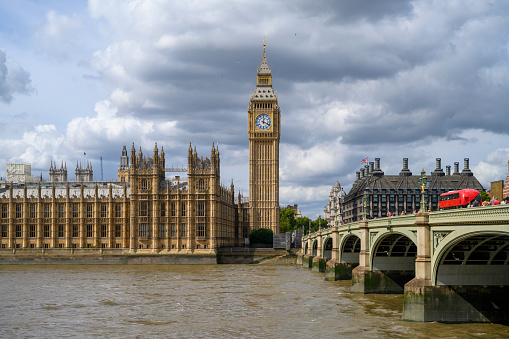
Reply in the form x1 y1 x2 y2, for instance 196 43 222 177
255 114 271 130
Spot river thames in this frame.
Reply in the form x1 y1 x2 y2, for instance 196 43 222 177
0 264 507 338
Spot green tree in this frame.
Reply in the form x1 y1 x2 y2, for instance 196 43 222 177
280 208 297 233
309 217 327 233
249 228 273 245
480 190 490 202
295 216 312 234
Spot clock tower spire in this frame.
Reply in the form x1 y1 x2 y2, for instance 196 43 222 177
248 38 280 233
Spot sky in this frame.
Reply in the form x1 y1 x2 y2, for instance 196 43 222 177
1 0 509 219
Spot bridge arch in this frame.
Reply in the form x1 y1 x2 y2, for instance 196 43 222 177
322 236 333 259
311 240 318 257
433 230 509 286
304 242 309 256
340 234 360 264
370 232 417 272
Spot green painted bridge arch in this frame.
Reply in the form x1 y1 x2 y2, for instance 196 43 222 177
300 205 509 323
339 233 360 264
429 207 509 287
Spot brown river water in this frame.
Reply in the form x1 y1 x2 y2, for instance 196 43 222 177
0 264 508 338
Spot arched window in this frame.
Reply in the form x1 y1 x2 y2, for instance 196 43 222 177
141 180 147 190
199 179 205 190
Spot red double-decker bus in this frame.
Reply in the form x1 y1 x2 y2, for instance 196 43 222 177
438 189 481 210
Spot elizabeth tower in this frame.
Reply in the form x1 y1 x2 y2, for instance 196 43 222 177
248 40 280 233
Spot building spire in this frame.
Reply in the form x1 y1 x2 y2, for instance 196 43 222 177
257 36 271 75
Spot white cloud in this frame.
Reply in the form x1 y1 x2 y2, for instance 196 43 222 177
0 50 34 103
33 11 82 60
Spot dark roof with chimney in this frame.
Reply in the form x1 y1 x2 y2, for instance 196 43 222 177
344 158 484 203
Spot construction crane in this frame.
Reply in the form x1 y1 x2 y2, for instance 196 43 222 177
100 156 104 181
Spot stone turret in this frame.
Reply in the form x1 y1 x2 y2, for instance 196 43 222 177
75 161 93 182
49 160 68 182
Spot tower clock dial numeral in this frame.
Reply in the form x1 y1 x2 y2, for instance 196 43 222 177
255 114 271 130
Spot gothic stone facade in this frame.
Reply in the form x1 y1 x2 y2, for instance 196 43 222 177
0 143 246 252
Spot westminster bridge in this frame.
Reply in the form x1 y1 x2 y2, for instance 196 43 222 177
299 205 509 323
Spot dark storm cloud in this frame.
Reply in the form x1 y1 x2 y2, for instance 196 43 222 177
309 0 415 23
81 0 509 217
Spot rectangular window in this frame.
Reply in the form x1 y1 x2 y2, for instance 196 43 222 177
171 224 176 237
29 204 36 218
58 204 64 218
139 223 149 237
181 203 186 217
101 204 107 218
44 204 51 218
171 202 176 216
72 225 79 237
87 204 93 218
87 225 93 237
161 203 166 217
198 223 206 237
73 204 79 218
115 205 121 218
101 225 107 238
44 225 50 238
139 201 148 217
1 204 7 218
181 223 186 237
58 225 64 238
15 225 22 237
29 225 36 237
115 225 121 238
198 202 206 217
16 204 22 218
1 225 7 237
160 224 166 238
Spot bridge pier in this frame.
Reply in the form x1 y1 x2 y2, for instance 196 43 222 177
325 259 358 281
296 252 303 265
311 256 326 272
302 254 313 268
403 280 509 323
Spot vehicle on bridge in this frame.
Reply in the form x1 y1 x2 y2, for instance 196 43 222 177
438 189 481 210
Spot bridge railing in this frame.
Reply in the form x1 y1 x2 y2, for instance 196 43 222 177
303 206 509 242
365 214 416 228
429 204 509 224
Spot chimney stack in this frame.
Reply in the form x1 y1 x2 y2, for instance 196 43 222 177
399 158 412 176
461 158 473 176
454 162 460 175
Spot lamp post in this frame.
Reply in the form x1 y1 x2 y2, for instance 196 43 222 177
420 168 427 213
363 190 368 220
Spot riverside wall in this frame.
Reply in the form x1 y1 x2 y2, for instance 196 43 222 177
0 248 297 265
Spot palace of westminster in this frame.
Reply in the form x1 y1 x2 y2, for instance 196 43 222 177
0 42 281 252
